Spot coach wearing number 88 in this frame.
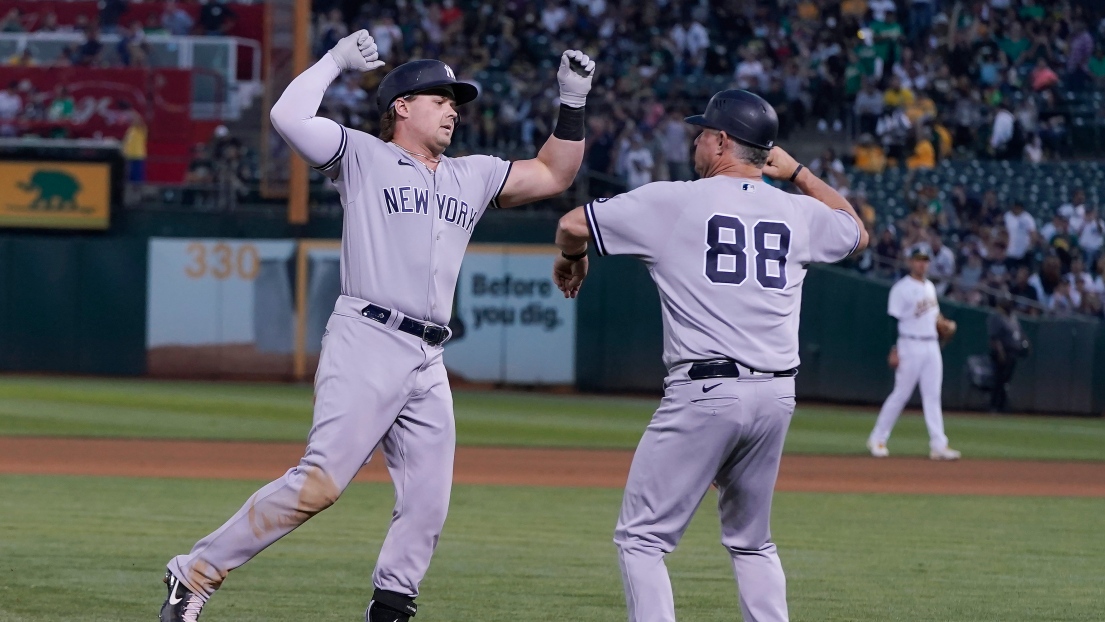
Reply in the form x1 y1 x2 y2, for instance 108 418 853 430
553 89 868 622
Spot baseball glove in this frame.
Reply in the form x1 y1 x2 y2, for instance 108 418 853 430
937 317 957 342
887 346 899 370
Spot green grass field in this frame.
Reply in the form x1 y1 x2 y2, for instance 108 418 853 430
1 375 1104 621
1 475 1102 621
2 375 1104 460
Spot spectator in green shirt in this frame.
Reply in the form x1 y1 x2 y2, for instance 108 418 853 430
1089 47 1105 86
1019 0 1045 21
844 52 864 98
854 41 879 79
999 22 1031 67
143 13 167 35
46 85 74 122
870 10 904 69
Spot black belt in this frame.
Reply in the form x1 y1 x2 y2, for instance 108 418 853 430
361 304 450 346
687 359 798 380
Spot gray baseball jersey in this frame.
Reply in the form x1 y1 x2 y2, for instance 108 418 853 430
588 175 860 622
167 128 511 607
333 126 512 324
586 175 861 371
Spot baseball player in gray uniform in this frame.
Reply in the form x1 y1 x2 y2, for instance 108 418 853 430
159 30 595 622
553 90 868 622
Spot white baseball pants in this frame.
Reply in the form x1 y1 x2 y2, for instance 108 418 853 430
869 338 949 451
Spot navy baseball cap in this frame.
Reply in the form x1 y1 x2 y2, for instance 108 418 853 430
376 59 479 113
685 89 779 150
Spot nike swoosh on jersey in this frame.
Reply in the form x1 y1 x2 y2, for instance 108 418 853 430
398 160 413 166
702 383 722 393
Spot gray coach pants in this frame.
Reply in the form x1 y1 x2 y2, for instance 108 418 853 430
614 366 796 622
168 295 454 601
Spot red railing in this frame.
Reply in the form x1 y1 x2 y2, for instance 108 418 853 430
0 1 265 80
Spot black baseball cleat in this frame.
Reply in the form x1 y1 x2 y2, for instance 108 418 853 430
160 571 206 622
366 588 418 622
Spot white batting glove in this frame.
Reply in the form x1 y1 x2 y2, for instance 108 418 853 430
557 50 595 108
328 30 385 72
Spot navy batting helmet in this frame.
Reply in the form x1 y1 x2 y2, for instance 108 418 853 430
376 59 479 113
685 89 779 150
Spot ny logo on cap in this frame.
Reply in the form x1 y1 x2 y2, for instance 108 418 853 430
443 64 455 80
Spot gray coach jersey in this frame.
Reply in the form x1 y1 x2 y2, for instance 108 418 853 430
329 127 512 325
586 176 861 371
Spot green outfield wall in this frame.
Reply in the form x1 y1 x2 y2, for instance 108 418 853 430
794 264 1104 415
1 209 1101 415
578 257 1104 416
0 235 146 375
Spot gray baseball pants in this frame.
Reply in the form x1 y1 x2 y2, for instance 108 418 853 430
615 366 796 622
168 295 454 601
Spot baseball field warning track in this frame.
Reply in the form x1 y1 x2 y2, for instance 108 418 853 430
1 436 1103 497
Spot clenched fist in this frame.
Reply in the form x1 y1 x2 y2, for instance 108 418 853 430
328 30 385 72
762 146 801 182
557 50 595 108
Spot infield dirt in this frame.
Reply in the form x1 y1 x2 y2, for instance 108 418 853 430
1 437 1103 497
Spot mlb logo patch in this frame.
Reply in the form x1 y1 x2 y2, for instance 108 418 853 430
742 183 756 193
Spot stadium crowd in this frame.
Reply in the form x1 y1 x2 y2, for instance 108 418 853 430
1 0 1103 319
309 0 1105 173
848 180 1105 319
0 0 240 68
307 0 1105 318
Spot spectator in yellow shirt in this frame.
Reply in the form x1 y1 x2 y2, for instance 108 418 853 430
933 121 953 159
907 128 936 170
853 133 887 173
882 76 915 108
796 0 819 22
6 49 34 66
905 95 936 124
122 108 148 182
841 0 868 19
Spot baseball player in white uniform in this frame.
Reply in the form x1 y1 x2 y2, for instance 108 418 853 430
159 31 596 622
867 248 962 460
553 90 868 622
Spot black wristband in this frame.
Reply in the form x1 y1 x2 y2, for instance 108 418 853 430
553 104 585 141
561 249 587 261
789 164 804 182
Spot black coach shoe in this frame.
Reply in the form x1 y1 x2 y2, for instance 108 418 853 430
160 571 206 622
366 588 418 622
